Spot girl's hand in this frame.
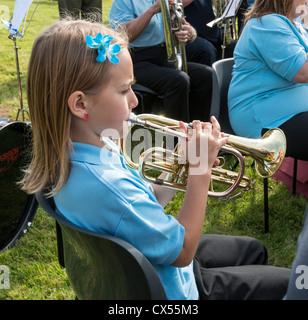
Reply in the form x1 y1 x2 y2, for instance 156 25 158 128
178 116 228 175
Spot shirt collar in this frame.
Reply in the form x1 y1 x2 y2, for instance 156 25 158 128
70 139 122 167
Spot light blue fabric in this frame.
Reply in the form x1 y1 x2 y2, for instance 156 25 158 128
109 0 165 48
228 14 308 138
53 140 198 300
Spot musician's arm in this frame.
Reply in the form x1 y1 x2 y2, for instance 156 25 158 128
292 54 308 83
120 1 161 43
151 175 177 208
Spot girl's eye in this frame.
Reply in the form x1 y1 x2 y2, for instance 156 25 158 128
122 87 132 94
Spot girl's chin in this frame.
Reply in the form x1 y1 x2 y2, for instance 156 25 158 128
100 128 123 140
100 121 131 140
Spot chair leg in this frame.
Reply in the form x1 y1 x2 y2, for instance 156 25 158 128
263 178 269 233
292 158 298 195
56 221 65 268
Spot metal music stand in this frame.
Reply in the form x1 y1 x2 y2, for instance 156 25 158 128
207 0 244 58
1 0 40 122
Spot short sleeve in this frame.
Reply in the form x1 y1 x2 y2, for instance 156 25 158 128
109 0 135 29
115 198 185 266
249 15 308 81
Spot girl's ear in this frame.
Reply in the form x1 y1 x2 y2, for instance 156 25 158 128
68 91 88 120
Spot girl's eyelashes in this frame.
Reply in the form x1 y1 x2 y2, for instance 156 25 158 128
122 86 133 94
122 79 136 94
122 87 130 94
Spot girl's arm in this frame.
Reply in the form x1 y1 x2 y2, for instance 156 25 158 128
171 117 228 267
151 178 177 208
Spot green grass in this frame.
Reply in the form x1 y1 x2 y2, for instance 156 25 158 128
0 0 112 120
0 0 307 300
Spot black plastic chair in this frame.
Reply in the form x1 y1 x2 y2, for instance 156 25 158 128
211 58 272 232
35 189 167 300
211 58 236 135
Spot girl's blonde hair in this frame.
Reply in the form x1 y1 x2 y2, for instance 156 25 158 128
245 0 293 24
20 19 128 196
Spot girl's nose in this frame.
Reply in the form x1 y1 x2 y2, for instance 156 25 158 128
130 90 139 110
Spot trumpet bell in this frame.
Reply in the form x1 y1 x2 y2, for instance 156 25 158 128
226 128 286 178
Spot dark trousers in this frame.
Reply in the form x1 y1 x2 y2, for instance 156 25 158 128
58 0 102 21
193 234 290 300
262 112 308 161
185 36 237 67
131 47 213 123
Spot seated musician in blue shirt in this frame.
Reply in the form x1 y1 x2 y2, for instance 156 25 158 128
228 0 308 161
109 0 213 122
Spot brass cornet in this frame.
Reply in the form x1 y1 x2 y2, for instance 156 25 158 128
120 113 286 199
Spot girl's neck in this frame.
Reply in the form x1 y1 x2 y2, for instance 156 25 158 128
70 119 105 148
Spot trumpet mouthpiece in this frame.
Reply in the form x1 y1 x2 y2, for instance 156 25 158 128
127 113 140 127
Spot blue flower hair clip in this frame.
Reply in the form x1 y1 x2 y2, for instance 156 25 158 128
86 33 121 63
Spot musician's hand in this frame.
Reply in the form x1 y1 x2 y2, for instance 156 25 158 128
174 18 197 43
179 117 228 175
206 116 229 169
151 0 162 14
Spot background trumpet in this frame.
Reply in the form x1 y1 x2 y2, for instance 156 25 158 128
120 113 286 199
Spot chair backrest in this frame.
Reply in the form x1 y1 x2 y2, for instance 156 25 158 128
35 190 167 300
211 58 235 134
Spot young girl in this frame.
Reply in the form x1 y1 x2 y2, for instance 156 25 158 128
20 19 290 300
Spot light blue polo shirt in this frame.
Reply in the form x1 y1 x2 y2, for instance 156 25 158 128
109 0 165 48
53 140 198 300
228 14 308 138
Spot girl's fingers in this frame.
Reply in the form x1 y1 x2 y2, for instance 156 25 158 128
213 158 221 166
191 120 201 129
210 116 221 139
178 121 188 134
